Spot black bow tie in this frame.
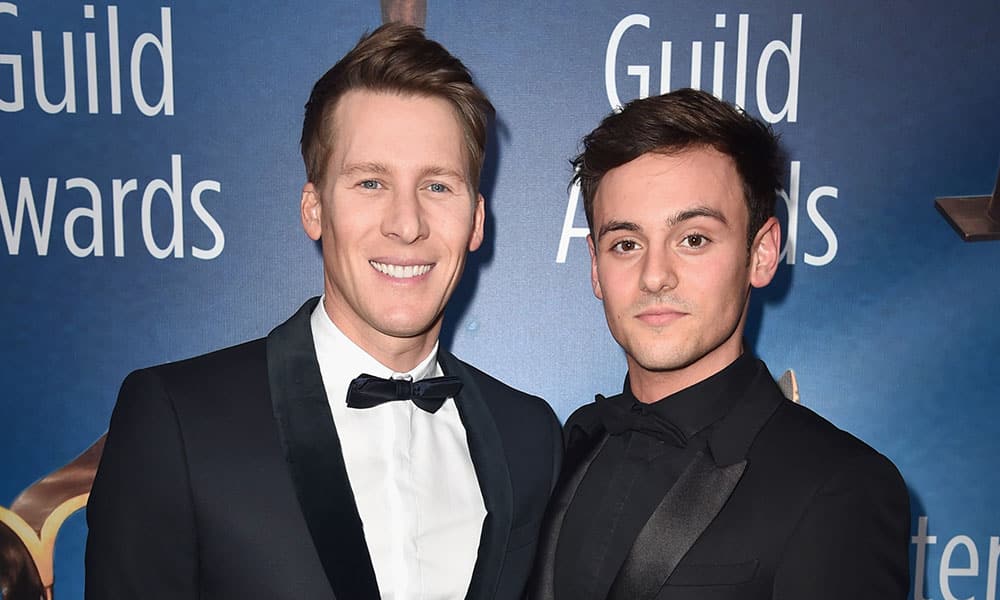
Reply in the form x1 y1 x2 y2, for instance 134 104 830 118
595 394 688 447
346 373 463 414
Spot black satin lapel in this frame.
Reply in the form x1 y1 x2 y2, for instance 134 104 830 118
267 298 380 600
438 352 513 600
608 452 747 600
526 433 609 600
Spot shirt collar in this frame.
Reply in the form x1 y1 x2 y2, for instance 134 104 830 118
617 351 759 442
310 296 440 386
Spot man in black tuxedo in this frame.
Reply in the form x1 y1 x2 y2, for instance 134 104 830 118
86 23 561 600
528 89 910 599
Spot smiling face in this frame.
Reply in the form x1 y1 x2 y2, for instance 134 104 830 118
301 90 484 368
588 146 779 399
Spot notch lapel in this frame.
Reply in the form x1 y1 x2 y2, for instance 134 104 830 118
438 352 513 600
267 298 380 600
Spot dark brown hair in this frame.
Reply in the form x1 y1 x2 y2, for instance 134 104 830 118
573 88 783 249
301 23 495 190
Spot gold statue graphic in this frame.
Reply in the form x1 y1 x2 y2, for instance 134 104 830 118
1 436 105 600
381 0 426 26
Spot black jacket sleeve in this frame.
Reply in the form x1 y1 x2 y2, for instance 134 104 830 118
85 369 199 599
772 451 911 599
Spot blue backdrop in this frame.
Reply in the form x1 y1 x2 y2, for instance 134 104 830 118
2 1 998 598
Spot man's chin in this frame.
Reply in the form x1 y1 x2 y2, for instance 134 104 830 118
633 357 692 374
373 312 443 341
626 343 700 374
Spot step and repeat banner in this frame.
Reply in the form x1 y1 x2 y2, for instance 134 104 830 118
2 1 998 598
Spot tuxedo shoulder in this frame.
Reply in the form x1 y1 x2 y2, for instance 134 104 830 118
150 337 266 373
768 400 886 455
564 401 602 433
140 338 266 375
121 337 268 403
758 399 905 485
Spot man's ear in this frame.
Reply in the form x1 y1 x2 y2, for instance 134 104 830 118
588 234 603 300
468 194 485 252
749 216 781 289
301 183 322 241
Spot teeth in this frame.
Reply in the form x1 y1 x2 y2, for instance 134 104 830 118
370 261 433 279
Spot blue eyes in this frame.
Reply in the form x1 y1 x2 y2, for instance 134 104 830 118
357 181 449 193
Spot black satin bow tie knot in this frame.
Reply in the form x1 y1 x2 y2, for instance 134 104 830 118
595 394 688 447
346 373 463 413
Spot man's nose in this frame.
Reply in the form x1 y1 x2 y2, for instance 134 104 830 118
381 187 429 243
639 246 678 293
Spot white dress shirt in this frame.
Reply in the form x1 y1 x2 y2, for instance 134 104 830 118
310 301 486 600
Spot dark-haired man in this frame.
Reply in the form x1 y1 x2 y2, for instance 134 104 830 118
86 24 561 600
528 89 909 599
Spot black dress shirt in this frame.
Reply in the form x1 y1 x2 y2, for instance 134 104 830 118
553 353 759 600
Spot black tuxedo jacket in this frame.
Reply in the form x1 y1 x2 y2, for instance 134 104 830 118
529 360 910 600
86 298 562 600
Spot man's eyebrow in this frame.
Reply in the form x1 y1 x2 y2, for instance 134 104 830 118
420 166 468 182
339 162 468 182
597 220 640 240
666 206 729 227
340 161 390 176
597 207 729 240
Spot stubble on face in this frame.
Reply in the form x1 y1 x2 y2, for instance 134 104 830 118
589 148 774 400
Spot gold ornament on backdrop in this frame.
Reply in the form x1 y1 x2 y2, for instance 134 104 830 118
1 436 105 600
381 0 426 27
